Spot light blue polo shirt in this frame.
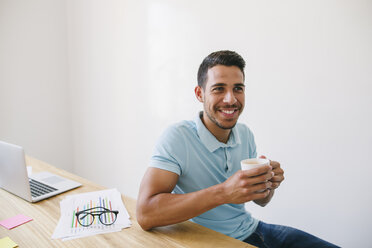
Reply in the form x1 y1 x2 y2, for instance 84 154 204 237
150 112 259 240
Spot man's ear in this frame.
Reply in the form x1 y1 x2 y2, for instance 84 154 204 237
195 86 204 103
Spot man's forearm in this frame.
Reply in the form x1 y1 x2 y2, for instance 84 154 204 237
137 166 274 230
137 184 226 230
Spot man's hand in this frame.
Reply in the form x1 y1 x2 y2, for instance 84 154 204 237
259 155 285 189
221 165 274 205
253 156 284 207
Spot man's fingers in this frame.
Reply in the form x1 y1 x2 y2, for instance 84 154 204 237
249 188 271 201
249 181 272 193
243 165 272 177
270 182 280 189
270 176 284 187
272 168 284 176
271 175 284 182
270 160 280 169
244 172 273 187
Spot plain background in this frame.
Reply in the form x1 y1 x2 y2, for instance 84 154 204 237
1 0 371 247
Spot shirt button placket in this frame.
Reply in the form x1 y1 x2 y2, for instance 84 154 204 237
225 148 231 172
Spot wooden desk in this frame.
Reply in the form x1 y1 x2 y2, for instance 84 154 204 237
0 156 253 247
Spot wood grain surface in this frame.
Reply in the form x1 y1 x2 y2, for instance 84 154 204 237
0 156 254 247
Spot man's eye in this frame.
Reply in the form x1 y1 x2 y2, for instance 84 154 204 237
234 87 244 92
212 87 224 92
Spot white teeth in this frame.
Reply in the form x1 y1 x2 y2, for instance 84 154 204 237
221 110 234 114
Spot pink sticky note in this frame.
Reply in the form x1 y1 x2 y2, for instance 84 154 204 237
0 214 33 229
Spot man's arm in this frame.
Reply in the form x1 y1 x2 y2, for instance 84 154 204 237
254 157 284 207
136 166 273 230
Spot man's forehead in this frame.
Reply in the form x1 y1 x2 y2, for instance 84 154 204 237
207 65 243 78
206 65 244 86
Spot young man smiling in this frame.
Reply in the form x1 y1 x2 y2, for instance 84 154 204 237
196 64 245 143
137 51 339 247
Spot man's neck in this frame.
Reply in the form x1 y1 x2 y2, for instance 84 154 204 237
200 112 231 144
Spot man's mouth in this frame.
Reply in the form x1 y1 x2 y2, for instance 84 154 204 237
220 109 236 114
217 107 240 118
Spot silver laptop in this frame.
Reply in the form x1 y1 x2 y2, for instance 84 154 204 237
0 140 82 202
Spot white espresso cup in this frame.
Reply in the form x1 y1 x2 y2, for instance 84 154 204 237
241 158 270 171
241 158 271 192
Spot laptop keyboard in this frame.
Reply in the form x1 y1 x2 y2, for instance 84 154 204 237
29 179 58 197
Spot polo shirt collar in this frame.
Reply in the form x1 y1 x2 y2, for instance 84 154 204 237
195 112 241 152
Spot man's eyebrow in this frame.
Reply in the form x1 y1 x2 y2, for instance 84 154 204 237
210 83 227 87
210 83 245 87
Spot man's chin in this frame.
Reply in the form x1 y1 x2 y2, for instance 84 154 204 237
216 121 237 130
204 110 239 130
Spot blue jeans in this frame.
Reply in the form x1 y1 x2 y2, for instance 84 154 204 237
243 221 340 248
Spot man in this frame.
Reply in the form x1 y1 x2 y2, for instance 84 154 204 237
137 50 338 247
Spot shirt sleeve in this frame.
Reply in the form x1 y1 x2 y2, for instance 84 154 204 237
149 125 187 176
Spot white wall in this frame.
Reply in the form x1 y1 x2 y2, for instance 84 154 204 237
2 0 371 247
0 0 73 171
237 2 372 246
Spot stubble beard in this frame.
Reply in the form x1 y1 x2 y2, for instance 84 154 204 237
204 103 241 130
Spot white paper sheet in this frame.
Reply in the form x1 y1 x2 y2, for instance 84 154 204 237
52 188 131 240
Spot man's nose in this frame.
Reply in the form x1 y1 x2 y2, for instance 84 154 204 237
223 91 237 104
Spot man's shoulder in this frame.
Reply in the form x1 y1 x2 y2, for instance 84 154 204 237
159 120 197 141
172 119 196 130
235 122 253 133
235 122 255 140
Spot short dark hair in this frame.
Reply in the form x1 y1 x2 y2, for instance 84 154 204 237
197 50 246 88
